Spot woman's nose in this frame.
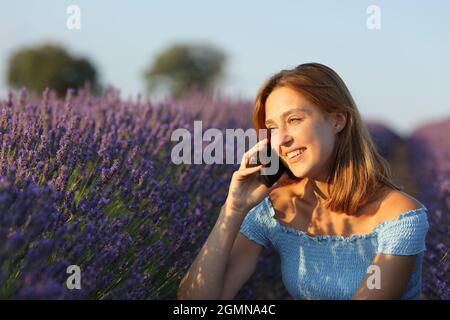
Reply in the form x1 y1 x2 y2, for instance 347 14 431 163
274 127 293 147
279 126 293 143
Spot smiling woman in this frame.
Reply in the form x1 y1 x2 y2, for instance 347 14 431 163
252 63 403 215
178 63 429 300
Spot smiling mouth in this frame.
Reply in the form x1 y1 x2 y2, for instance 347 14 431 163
285 148 306 163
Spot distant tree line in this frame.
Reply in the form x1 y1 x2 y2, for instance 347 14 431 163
6 42 226 98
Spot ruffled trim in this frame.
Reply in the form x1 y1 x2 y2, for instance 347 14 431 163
264 197 428 243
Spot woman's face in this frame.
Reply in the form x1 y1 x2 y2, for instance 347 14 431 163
265 86 345 181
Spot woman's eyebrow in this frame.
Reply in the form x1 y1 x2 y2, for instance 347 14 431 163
265 107 309 125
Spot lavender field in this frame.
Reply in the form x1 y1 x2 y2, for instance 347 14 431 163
408 120 450 299
0 88 448 299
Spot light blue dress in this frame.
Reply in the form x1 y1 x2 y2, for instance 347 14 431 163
239 196 429 300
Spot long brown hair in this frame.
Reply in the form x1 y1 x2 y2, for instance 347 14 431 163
253 63 402 215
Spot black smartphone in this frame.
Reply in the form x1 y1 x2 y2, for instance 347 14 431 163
252 141 287 187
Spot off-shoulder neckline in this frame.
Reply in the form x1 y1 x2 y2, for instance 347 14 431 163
264 196 427 242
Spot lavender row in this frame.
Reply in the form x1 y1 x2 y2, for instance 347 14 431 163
365 121 403 160
0 86 291 299
407 118 450 299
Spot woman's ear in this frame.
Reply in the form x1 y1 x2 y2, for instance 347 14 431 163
332 111 347 133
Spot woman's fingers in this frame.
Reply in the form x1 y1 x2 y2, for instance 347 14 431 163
239 138 268 170
235 164 264 178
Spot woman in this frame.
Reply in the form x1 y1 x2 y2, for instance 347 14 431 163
177 63 429 300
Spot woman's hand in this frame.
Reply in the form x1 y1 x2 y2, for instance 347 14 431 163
225 138 287 214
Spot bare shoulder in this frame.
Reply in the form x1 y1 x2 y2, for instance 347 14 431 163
378 189 425 222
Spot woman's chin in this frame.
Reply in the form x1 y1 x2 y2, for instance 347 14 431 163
289 169 305 178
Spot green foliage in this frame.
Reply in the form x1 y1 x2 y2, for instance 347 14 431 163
144 43 226 98
7 43 99 96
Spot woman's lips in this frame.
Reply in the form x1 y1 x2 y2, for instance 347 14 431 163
286 148 306 164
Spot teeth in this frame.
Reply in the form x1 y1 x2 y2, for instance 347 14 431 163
287 148 305 159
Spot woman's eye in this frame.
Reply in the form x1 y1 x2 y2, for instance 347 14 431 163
267 119 301 132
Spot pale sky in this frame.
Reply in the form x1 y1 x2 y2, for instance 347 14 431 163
1 0 449 136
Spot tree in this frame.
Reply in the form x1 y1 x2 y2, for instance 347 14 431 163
144 43 226 98
7 43 99 96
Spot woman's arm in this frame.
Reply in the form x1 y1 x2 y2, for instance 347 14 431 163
178 138 281 299
352 253 417 299
177 202 248 300
353 192 427 299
